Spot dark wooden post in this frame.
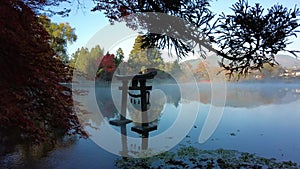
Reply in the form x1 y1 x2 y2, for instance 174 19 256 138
139 79 149 127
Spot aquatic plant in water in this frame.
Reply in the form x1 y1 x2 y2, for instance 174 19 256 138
115 146 299 169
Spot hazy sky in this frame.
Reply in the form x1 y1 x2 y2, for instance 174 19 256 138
51 0 300 59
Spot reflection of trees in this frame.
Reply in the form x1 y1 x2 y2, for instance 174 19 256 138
95 86 118 120
76 106 103 128
94 83 300 116
128 94 165 124
198 84 300 107
154 84 181 107
73 92 103 128
0 135 79 168
73 85 118 129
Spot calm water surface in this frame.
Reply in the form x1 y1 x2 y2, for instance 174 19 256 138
2 82 300 168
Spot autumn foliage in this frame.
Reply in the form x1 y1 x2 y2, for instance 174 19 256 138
99 53 116 73
0 0 86 144
95 53 116 81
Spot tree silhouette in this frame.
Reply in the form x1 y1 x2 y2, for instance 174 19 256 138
215 0 300 75
91 0 300 75
92 0 214 58
22 0 73 16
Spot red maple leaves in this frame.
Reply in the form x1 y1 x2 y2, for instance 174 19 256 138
100 53 116 73
0 0 86 145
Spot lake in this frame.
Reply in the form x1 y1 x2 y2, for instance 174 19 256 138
1 82 300 168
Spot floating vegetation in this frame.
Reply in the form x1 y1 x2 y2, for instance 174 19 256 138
229 133 236 136
115 146 299 169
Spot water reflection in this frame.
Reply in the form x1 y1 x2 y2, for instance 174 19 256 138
101 79 182 157
94 83 182 123
119 124 128 157
198 83 300 107
2 82 300 168
93 82 300 158
94 82 300 161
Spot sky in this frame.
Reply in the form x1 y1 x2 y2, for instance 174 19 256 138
51 0 300 60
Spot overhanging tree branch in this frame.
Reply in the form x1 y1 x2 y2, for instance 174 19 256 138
91 0 300 75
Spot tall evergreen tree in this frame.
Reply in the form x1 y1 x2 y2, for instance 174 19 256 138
115 48 125 67
89 45 104 75
127 35 164 73
114 48 125 74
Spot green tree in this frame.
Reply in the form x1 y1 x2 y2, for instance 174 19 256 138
127 35 164 73
69 48 80 69
72 47 90 74
38 15 77 63
70 45 104 78
170 60 182 75
114 48 125 73
89 45 104 74
115 48 125 66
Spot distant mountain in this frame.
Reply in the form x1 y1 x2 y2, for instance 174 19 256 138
181 54 220 69
274 54 300 68
182 59 200 69
182 54 300 69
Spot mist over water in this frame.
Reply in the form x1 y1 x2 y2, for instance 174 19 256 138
2 81 300 168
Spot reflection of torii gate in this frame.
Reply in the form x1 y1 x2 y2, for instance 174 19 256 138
118 124 150 157
109 71 158 156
